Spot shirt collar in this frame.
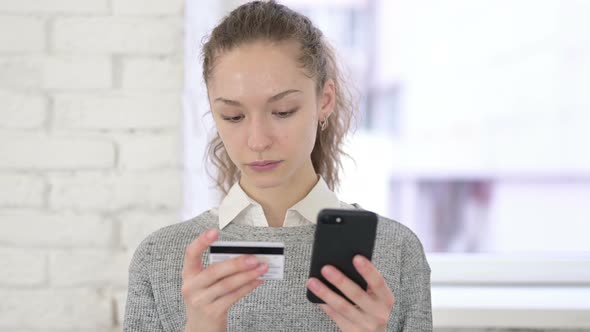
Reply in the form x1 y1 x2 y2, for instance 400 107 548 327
289 176 341 224
218 181 254 230
217 176 341 229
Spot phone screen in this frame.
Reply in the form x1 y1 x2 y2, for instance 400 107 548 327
307 208 378 304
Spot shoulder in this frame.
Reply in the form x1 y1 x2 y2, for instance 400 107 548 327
143 210 215 245
375 214 422 247
349 203 429 271
376 214 430 272
129 210 217 267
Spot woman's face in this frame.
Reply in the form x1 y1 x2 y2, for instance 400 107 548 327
207 40 334 190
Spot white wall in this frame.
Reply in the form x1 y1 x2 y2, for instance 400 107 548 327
0 0 184 330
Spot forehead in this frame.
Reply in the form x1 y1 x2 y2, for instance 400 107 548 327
207 40 314 100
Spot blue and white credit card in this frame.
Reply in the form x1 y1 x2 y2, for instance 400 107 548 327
209 241 285 280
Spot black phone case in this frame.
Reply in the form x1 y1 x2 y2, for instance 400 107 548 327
306 208 378 304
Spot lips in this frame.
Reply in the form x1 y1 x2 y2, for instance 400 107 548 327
246 160 283 172
247 160 281 166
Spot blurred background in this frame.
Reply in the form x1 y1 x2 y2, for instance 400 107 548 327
1 0 589 331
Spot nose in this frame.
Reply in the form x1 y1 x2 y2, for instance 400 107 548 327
247 117 272 152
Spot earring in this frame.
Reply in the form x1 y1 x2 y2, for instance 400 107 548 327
320 114 330 131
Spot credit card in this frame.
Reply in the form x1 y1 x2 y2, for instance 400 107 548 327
209 241 285 280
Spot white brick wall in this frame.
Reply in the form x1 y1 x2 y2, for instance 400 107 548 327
53 18 182 54
0 56 113 90
0 174 45 207
114 290 128 328
49 249 130 287
0 213 113 247
0 0 184 329
0 289 112 329
122 57 183 90
53 93 181 130
0 91 47 129
0 134 115 169
113 0 184 16
0 248 46 285
116 132 181 170
0 16 45 52
49 171 182 211
0 0 109 14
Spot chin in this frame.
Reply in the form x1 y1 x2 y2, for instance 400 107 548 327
246 176 284 189
241 170 289 189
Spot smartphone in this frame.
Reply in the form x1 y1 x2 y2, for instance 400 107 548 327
307 208 378 304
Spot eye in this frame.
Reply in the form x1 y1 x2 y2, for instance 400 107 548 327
273 108 298 118
222 114 244 123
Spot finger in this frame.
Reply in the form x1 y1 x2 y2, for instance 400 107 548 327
182 229 218 279
195 254 261 289
354 255 395 308
212 278 264 313
319 304 353 331
307 278 379 331
200 263 268 303
321 265 387 324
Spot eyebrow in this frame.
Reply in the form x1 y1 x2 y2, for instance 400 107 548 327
214 89 302 106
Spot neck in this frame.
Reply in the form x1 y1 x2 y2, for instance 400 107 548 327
240 160 318 227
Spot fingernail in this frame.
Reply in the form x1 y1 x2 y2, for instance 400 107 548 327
256 263 268 273
205 229 217 240
354 255 367 267
245 256 258 267
322 266 336 278
308 279 319 291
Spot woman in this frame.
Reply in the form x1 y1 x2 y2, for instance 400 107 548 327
124 1 432 331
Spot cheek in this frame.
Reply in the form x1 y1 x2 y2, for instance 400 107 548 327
281 118 317 154
217 125 241 156
304 115 319 146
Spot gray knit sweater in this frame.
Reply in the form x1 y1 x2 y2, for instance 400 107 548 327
124 210 432 331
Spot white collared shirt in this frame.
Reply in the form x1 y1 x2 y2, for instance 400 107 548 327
210 176 354 229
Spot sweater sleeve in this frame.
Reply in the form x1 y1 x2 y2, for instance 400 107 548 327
398 231 433 331
123 238 165 332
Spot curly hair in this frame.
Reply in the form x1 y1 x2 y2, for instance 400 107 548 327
201 0 357 196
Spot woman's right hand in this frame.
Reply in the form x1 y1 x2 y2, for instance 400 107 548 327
181 229 268 332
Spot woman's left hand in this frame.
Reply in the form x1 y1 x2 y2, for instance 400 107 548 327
306 255 395 332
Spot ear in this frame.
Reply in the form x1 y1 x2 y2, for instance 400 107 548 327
319 79 336 121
